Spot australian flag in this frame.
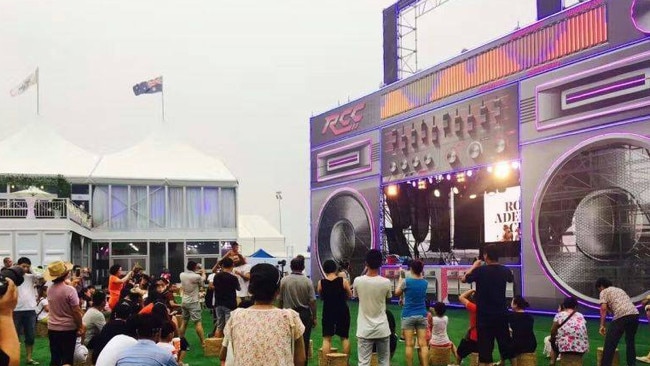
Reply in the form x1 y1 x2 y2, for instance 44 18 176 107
132 76 163 96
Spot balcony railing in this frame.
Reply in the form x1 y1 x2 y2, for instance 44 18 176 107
0 198 92 229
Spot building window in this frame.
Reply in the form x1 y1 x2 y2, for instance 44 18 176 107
111 242 148 256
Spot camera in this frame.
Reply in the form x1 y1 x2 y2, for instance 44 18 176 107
0 266 25 296
277 260 286 266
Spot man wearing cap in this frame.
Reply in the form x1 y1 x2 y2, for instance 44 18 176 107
14 257 42 365
45 260 85 366
179 260 206 346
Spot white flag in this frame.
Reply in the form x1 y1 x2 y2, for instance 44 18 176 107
10 68 38 97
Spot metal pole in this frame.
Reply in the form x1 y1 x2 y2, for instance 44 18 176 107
275 191 283 234
161 82 165 123
36 67 40 116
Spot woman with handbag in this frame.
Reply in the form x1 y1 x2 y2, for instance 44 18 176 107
550 297 589 366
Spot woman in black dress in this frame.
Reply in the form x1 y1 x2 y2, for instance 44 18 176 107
509 295 536 362
317 259 353 356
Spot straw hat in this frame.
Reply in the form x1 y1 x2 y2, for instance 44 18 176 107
44 260 73 281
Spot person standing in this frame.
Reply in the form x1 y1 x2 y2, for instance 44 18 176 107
462 244 514 366
353 249 392 366
13 257 41 365
108 265 135 310
212 257 240 338
279 257 317 366
317 259 352 356
395 259 429 366
179 261 206 346
596 277 639 366
233 255 251 303
221 263 305 366
45 261 85 366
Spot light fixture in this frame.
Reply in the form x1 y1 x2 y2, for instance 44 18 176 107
433 189 441 197
452 187 459 194
494 162 511 179
469 194 477 199
418 180 427 190
428 177 434 184
411 181 417 188
511 161 520 169
386 185 398 197
487 166 493 173
456 173 466 183
446 174 451 180
466 170 473 177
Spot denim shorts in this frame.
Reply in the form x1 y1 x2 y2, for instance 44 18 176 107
401 315 428 330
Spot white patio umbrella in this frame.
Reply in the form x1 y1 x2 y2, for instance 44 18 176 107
9 186 56 199
9 186 57 219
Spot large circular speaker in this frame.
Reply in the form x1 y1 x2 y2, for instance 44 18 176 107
632 0 650 34
532 134 650 305
316 189 373 282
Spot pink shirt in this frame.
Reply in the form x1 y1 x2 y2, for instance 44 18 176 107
47 282 80 331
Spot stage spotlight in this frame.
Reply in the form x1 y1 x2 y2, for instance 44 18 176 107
418 180 427 190
469 194 477 199
456 173 466 183
428 177 434 184
446 174 451 180
487 166 494 173
511 161 520 169
494 162 510 179
411 181 417 187
452 187 459 194
434 189 441 197
386 185 398 197
466 170 473 177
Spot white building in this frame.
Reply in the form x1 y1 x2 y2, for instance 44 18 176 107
0 123 242 284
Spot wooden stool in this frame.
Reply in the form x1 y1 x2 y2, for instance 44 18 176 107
36 322 48 337
516 352 537 365
560 353 583 366
325 353 348 366
203 337 223 357
370 352 378 366
429 345 452 366
597 347 620 366
318 347 338 366
468 353 479 366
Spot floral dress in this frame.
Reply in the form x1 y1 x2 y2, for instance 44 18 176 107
553 310 589 354
224 307 305 366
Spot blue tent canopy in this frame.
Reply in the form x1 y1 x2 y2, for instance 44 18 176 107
250 249 275 258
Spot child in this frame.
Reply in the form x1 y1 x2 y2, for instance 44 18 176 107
157 322 179 361
428 302 457 357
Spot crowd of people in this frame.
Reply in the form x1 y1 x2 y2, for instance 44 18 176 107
0 243 647 366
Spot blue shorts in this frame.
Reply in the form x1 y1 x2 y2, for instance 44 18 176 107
401 315 428 331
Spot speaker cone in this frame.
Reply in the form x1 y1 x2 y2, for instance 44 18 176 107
533 136 650 304
317 191 372 282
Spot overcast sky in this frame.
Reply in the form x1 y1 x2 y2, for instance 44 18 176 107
0 0 537 253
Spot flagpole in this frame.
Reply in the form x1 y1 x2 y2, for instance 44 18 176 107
36 67 40 116
161 76 165 123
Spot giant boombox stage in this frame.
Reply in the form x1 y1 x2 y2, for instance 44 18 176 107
310 0 650 310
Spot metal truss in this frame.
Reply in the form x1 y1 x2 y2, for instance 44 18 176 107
397 0 452 79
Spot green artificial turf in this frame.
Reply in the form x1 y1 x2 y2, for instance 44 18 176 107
20 302 650 365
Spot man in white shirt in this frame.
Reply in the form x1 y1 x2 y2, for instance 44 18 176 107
353 249 392 366
179 261 206 345
233 256 251 303
14 257 42 365
95 334 138 366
